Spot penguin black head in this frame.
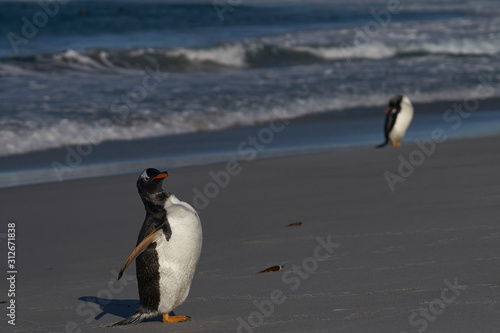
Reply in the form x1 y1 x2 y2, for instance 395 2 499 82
385 95 404 114
136 168 168 197
388 95 403 108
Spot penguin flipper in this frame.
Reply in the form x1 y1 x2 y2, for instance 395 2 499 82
117 223 165 280
377 106 398 149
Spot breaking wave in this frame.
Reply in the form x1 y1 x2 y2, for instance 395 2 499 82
1 85 495 157
1 38 498 75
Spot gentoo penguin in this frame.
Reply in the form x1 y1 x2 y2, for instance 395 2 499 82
112 168 202 326
376 95 414 148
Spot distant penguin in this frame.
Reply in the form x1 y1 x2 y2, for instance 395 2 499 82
376 95 414 148
112 168 202 326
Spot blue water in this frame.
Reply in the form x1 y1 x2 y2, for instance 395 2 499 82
0 0 499 186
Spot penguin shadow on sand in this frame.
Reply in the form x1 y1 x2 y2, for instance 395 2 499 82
78 297 174 324
78 297 140 323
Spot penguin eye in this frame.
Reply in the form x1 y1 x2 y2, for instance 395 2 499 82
143 176 150 182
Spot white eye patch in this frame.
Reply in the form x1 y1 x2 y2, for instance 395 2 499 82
141 169 150 180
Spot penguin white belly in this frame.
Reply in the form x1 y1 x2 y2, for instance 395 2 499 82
155 196 202 314
389 109 413 142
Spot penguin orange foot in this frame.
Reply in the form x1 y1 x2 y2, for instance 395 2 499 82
162 313 191 323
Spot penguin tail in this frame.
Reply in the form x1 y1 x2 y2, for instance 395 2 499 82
110 309 155 327
375 140 389 148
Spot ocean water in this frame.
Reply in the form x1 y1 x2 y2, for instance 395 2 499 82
0 0 500 184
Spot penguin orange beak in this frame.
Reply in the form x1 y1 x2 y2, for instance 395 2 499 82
384 107 392 114
152 172 168 180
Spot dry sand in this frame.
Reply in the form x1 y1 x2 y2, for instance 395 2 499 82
1 135 499 332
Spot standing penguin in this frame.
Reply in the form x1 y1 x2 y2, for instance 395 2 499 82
112 168 202 326
376 95 414 148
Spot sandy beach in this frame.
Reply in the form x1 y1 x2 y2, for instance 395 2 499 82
1 134 499 333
